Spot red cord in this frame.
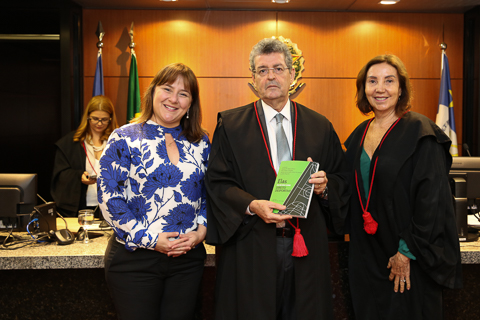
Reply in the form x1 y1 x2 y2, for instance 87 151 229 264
82 141 98 176
355 114 405 234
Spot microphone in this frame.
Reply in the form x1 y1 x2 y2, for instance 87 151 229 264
463 143 472 157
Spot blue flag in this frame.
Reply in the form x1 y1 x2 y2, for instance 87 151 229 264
92 51 104 96
435 52 458 156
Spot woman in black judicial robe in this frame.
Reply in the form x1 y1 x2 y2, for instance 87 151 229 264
51 96 118 217
344 55 462 320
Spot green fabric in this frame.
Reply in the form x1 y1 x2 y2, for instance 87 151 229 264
361 148 416 260
399 238 416 260
127 53 141 123
360 147 370 199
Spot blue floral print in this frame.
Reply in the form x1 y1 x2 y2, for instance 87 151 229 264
100 164 128 196
98 120 210 251
128 196 152 220
162 203 196 233
100 139 131 169
181 168 203 202
117 122 162 142
142 164 183 200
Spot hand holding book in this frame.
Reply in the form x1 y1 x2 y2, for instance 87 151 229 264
248 200 292 224
307 157 328 197
269 160 320 218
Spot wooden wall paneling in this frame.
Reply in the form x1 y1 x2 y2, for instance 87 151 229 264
82 9 465 148
277 12 463 79
83 10 277 78
83 10 130 77
84 76 154 125
409 79 464 146
292 78 363 144
86 76 260 133
83 9 278 125
289 78 463 145
276 11 463 143
198 77 259 138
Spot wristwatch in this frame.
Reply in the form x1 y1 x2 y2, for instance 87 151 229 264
320 186 328 200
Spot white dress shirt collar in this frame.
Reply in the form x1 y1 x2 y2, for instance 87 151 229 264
261 99 291 124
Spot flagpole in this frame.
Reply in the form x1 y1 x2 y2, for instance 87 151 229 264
96 21 104 56
440 41 446 71
127 22 141 122
436 39 459 156
129 22 136 56
440 24 446 70
92 21 105 97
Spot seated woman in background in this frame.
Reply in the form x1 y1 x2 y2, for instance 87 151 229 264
98 63 210 320
51 95 119 217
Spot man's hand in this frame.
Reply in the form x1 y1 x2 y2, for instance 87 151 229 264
307 157 328 195
249 200 292 224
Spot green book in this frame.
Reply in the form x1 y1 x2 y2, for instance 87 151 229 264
270 160 319 218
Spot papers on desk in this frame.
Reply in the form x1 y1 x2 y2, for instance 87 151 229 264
468 215 480 227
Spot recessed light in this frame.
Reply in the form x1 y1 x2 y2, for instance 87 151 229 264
272 0 290 3
380 0 399 4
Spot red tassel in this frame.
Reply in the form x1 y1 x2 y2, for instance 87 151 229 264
292 228 309 257
362 211 378 235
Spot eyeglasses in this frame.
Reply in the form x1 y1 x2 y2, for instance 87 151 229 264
253 66 288 77
88 117 111 125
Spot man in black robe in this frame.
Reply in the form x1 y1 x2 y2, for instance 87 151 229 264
205 38 349 320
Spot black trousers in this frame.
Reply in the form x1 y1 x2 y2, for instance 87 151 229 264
104 236 206 320
276 237 296 320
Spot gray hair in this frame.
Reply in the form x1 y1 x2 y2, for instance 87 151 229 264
249 38 293 72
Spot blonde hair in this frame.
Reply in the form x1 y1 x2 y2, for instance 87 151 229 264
73 96 119 142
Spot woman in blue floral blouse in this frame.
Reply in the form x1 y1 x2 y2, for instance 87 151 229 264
98 63 210 320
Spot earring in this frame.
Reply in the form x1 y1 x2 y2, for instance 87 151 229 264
186 109 189 119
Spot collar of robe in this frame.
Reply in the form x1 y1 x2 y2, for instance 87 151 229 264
254 100 309 257
355 113 405 235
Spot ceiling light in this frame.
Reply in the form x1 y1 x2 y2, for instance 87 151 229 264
380 0 399 4
272 0 290 3
160 0 177 2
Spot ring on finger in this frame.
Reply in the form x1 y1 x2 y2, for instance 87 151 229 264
401 279 406 283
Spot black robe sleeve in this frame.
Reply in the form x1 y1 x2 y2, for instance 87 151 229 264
50 132 87 216
316 121 350 236
400 135 462 289
292 106 350 236
205 116 257 245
